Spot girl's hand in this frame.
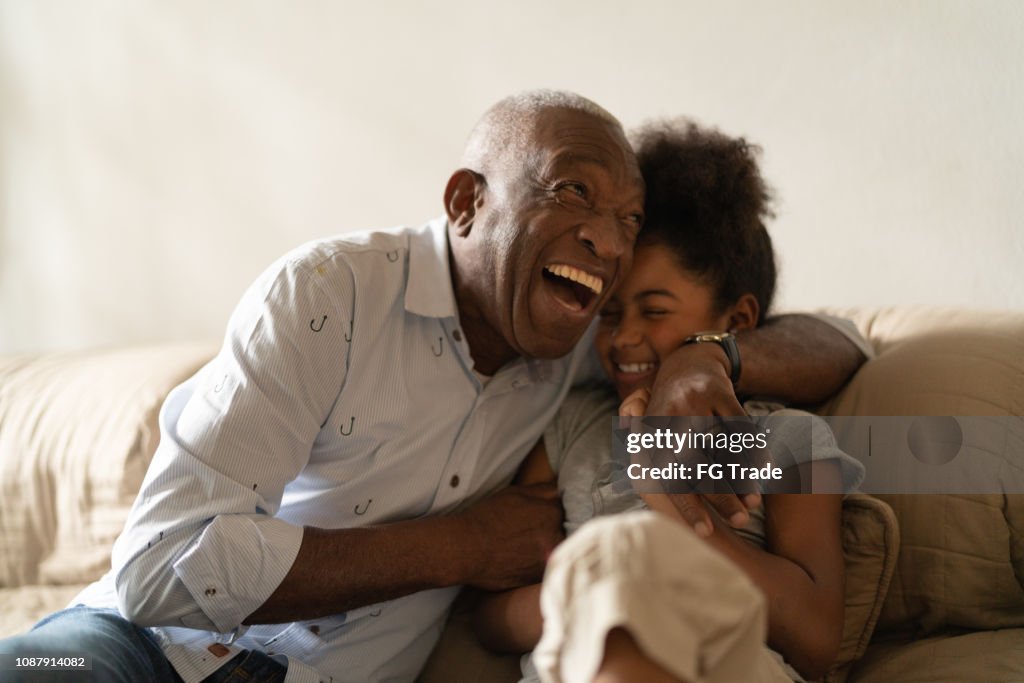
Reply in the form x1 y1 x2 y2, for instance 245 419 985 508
618 387 651 417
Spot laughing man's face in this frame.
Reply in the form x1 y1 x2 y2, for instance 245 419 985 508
474 109 646 360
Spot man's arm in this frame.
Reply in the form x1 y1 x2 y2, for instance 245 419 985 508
115 257 351 631
245 483 562 624
647 313 869 417
734 313 869 404
114 253 562 632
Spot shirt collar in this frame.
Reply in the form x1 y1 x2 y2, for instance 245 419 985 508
403 216 567 386
404 217 458 319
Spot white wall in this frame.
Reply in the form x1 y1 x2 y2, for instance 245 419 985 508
2 0 1022 353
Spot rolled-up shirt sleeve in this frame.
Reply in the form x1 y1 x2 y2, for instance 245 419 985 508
806 312 875 360
112 252 353 632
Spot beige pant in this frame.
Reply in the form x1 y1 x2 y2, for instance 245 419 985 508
532 511 795 683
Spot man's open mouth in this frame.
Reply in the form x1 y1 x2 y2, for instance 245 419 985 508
542 264 604 312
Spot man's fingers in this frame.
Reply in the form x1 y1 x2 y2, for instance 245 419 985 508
667 493 713 538
713 388 746 418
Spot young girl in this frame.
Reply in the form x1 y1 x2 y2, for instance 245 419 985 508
476 119 864 683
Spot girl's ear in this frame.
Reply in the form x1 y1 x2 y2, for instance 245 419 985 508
727 293 760 333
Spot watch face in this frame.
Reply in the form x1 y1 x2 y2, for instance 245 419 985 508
685 332 740 385
690 332 730 343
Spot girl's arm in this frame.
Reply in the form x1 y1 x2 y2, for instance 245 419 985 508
644 460 846 681
474 438 555 652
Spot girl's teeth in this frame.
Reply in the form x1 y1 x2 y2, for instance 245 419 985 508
618 363 654 373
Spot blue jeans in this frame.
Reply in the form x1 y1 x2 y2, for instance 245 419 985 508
0 607 287 683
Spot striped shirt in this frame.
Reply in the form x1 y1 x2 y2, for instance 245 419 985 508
73 217 599 683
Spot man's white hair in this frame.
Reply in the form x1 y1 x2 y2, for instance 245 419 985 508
460 90 624 175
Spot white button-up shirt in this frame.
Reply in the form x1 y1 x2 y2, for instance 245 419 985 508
74 218 599 683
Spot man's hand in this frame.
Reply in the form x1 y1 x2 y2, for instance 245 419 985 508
622 346 760 537
246 483 563 624
645 343 744 417
455 483 564 591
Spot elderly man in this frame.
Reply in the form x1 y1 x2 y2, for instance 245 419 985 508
0 91 866 683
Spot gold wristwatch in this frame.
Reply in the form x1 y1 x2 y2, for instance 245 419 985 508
682 331 741 387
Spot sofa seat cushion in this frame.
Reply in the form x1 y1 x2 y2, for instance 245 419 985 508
848 629 1024 683
0 584 87 638
873 494 1024 637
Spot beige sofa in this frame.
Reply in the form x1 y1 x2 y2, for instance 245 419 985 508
2 307 1022 682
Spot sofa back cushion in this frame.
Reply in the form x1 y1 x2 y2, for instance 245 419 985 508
820 306 1024 637
0 343 216 587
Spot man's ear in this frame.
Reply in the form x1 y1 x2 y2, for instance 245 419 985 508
727 294 760 333
444 169 485 237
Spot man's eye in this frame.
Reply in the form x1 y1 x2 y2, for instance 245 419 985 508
642 309 667 318
556 182 588 200
619 213 643 236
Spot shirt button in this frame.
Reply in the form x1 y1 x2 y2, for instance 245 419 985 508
450 475 460 488
453 329 463 342
205 587 217 597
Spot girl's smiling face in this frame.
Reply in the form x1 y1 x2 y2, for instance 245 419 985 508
596 243 753 400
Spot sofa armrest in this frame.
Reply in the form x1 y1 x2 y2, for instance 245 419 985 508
0 342 216 588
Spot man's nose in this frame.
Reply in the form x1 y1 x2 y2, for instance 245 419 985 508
576 214 629 260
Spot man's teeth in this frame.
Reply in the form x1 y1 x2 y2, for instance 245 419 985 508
618 362 655 373
545 264 603 296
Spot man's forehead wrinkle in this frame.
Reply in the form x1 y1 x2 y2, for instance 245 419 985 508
459 94 641 208
556 127 641 181
541 143 644 195
548 119 627 149
539 129 637 174
538 151 615 178
552 123 614 138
